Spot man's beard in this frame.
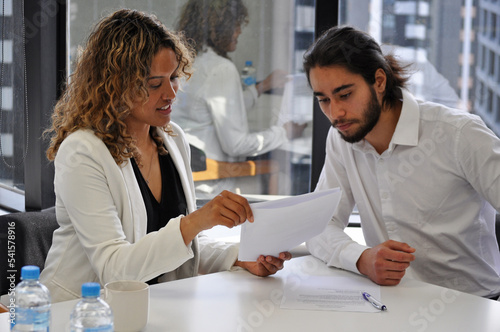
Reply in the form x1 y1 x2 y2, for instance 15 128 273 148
332 87 381 144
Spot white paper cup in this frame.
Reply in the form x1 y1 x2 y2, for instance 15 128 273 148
102 280 149 331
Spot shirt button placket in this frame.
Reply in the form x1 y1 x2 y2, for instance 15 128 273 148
376 157 395 236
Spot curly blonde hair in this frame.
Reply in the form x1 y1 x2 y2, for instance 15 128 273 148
177 0 248 58
45 9 194 165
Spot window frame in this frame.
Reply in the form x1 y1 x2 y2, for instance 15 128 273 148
310 0 339 191
0 0 66 212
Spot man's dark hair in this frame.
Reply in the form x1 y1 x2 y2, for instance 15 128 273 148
303 25 409 109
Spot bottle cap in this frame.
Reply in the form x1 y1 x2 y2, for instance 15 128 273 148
20 265 40 280
245 60 253 66
81 282 101 297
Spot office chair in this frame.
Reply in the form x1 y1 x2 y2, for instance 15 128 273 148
0 208 58 295
496 213 500 251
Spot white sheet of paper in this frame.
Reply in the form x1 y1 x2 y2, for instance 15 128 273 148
280 275 382 313
238 188 341 261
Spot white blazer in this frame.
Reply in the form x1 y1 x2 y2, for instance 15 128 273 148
40 123 238 303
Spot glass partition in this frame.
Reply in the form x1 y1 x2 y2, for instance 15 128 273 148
0 0 26 209
67 0 316 202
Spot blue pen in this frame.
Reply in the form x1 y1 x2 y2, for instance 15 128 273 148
362 292 387 311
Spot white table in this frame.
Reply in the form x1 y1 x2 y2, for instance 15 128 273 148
49 255 500 332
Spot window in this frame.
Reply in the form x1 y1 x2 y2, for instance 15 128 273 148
340 0 500 136
13 0 498 211
1 0 339 211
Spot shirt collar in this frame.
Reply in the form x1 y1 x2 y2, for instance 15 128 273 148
352 88 420 154
390 88 420 148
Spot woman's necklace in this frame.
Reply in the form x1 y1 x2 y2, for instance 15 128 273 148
144 150 154 184
143 141 156 185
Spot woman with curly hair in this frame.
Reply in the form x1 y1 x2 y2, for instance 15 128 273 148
173 0 300 198
41 8 290 303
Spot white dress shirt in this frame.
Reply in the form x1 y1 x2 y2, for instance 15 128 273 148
173 47 287 162
307 89 500 297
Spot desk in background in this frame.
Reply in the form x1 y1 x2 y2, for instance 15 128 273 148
247 86 314 197
48 255 500 332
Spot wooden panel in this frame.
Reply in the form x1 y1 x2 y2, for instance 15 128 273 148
193 159 279 181
192 158 280 194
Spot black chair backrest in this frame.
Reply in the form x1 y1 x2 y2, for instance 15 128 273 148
190 144 207 172
496 213 500 251
0 208 58 295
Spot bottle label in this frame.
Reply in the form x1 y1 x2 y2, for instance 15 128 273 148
11 307 50 331
82 326 113 332
242 76 256 86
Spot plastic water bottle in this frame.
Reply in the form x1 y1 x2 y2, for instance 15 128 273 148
11 265 51 331
241 60 257 88
70 283 113 332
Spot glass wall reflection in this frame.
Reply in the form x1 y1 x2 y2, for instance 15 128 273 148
68 0 315 201
340 0 500 137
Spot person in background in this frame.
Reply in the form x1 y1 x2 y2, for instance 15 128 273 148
304 25 500 299
173 0 305 199
380 44 461 109
41 9 290 303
